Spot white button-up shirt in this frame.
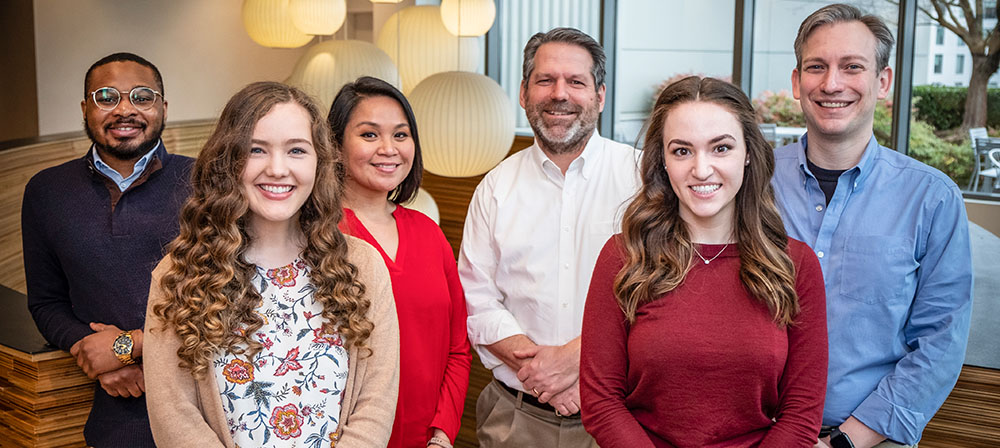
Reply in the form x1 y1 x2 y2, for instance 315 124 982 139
459 132 641 391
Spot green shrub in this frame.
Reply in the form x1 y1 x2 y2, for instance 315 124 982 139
908 121 974 186
912 85 1000 130
753 90 805 126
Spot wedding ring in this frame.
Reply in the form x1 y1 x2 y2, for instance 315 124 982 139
532 388 539 396
555 410 562 417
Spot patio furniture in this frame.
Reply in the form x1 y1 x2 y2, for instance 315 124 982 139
759 123 777 147
970 136 1000 192
967 127 989 190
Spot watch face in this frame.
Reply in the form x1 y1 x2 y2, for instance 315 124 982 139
113 334 132 356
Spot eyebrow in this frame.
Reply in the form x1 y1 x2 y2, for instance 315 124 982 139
250 138 313 146
355 121 410 129
667 134 736 146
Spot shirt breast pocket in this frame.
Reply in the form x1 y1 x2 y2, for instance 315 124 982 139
840 235 917 304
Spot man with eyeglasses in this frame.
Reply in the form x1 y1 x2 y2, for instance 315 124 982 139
22 52 193 447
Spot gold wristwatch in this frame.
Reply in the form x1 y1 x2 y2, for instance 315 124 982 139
112 331 136 365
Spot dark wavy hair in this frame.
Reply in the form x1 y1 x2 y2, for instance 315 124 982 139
614 76 799 326
327 76 423 204
153 81 372 379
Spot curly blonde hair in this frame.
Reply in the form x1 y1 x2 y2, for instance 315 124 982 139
615 77 799 326
152 82 372 379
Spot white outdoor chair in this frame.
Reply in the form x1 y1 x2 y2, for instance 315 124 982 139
968 127 989 190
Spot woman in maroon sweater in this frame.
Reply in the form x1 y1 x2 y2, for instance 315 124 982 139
580 76 827 447
328 77 472 448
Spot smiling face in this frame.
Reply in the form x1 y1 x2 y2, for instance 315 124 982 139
82 61 167 161
662 101 747 239
520 42 606 155
241 102 318 231
341 95 415 200
792 20 892 148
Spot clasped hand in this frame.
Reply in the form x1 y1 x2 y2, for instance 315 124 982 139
513 342 581 415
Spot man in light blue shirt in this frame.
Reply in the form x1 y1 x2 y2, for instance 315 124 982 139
771 4 973 448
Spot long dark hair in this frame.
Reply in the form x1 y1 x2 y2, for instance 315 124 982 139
614 76 799 326
328 76 423 204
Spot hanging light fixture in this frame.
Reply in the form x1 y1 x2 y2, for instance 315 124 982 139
242 0 314 48
409 71 515 177
376 6 479 95
289 0 347 35
440 0 496 37
404 188 441 224
285 40 400 112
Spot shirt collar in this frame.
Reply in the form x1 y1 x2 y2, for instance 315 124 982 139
90 140 163 189
797 133 880 190
531 130 604 181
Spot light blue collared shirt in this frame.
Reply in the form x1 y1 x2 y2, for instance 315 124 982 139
91 141 162 192
771 134 973 445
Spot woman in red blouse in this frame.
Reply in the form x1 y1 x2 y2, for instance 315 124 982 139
328 76 472 448
579 76 827 447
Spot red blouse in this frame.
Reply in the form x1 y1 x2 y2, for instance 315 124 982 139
340 207 472 447
580 236 827 447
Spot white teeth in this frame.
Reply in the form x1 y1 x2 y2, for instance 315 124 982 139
260 185 292 193
819 102 848 108
691 184 721 194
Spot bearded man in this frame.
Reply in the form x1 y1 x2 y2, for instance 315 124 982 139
459 27 641 448
22 52 193 447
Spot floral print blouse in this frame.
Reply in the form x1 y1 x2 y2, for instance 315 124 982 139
214 259 349 447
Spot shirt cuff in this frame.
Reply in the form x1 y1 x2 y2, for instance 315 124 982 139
852 392 925 445
466 309 524 348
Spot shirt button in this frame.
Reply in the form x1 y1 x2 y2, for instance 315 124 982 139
816 251 824 258
120 182 127 189
815 205 823 212
562 303 568 309
563 226 570 232
563 263 570 269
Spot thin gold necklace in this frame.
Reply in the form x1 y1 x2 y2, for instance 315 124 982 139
694 243 729 265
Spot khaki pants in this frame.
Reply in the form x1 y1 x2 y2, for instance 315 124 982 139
476 380 598 448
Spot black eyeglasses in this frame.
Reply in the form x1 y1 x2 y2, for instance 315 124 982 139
89 86 162 111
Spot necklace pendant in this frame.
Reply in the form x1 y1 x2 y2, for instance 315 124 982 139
704 259 710 264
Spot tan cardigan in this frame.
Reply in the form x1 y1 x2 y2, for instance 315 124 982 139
143 238 400 448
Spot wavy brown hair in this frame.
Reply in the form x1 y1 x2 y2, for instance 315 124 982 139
614 76 799 326
152 81 372 379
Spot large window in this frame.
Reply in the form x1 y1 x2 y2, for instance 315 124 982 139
611 0 734 144
911 0 1000 197
750 1 898 147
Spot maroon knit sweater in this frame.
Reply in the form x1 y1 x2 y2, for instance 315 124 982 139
580 235 827 448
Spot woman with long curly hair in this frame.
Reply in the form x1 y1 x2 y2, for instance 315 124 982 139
579 76 828 447
143 81 399 447
328 76 471 448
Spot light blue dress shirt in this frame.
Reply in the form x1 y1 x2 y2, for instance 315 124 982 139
771 134 973 445
91 141 162 192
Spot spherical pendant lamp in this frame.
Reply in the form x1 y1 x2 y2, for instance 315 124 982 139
243 0 314 48
409 71 514 177
440 0 496 37
376 6 479 95
405 188 440 224
289 0 347 35
285 40 400 112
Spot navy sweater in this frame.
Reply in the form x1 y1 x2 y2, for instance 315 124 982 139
22 142 193 447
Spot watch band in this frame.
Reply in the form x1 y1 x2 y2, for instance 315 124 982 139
829 426 855 448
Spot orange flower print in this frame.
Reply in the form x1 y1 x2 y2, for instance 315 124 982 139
270 403 303 440
312 328 343 346
222 359 254 384
266 264 298 287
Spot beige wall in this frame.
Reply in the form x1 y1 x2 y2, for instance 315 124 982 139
34 0 309 135
967 199 1000 237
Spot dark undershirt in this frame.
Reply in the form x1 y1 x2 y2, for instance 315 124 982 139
807 159 846 205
